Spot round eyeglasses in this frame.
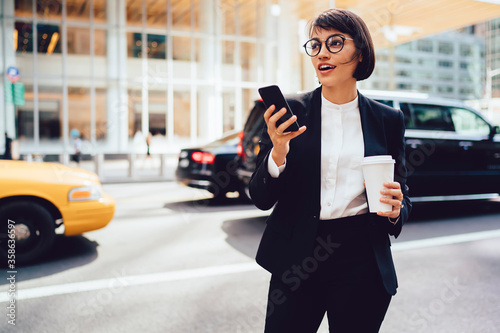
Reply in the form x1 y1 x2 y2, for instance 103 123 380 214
303 34 354 57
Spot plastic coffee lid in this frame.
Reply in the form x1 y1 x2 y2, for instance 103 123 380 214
361 155 395 165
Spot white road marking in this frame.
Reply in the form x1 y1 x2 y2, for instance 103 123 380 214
2 229 500 302
0 262 261 302
391 228 500 251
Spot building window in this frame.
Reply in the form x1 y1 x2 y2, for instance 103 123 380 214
37 24 61 55
68 86 91 141
437 86 454 94
418 58 434 67
459 88 473 96
415 72 433 80
67 0 90 22
437 73 454 81
36 0 62 20
15 22 33 54
396 70 411 77
460 44 472 57
94 0 107 23
172 0 192 31
67 27 91 77
241 42 257 82
239 0 258 37
15 0 33 18
438 42 453 54
420 85 431 92
95 29 107 57
417 40 433 52
396 56 412 64
67 27 90 56
146 0 167 28
126 1 143 27
438 60 453 68
128 33 142 58
147 34 166 59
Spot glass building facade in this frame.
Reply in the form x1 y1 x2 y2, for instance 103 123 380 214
1 0 324 156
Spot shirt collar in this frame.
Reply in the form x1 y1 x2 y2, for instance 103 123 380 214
321 94 359 111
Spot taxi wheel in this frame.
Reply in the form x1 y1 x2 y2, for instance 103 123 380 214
0 201 56 266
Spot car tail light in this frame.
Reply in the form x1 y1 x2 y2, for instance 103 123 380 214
237 131 245 160
191 151 215 164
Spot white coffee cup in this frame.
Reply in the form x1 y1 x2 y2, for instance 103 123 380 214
361 155 395 213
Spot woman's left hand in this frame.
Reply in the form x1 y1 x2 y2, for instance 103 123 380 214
377 181 404 219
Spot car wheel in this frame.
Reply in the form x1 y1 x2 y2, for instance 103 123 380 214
0 201 56 266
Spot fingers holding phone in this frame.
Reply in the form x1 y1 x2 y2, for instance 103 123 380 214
263 104 306 166
259 85 306 165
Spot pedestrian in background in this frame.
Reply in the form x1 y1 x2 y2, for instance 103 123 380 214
146 131 152 157
3 132 12 160
72 131 82 167
250 8 411 333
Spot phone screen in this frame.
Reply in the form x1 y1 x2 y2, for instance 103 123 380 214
258 85 300 132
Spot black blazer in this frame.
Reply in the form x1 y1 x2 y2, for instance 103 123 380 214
249 86 412 295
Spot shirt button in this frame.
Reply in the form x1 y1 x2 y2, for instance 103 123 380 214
327 202 332 206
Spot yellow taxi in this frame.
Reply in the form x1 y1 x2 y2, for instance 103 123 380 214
0 160 115 265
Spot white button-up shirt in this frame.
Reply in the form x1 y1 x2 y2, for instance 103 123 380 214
268 94 368 220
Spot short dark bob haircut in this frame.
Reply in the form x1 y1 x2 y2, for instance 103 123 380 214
307 9 375 81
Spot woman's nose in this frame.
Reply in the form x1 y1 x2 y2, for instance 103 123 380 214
317 43 330 58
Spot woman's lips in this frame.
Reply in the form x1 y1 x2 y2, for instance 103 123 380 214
318 65 336 74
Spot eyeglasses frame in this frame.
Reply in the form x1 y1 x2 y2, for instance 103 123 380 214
302 34 355 57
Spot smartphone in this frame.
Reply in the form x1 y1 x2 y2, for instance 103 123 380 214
258 85 300 132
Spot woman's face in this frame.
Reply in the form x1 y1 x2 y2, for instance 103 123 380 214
309 28 361 89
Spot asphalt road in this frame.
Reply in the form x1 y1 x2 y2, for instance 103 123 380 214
1 182 500 333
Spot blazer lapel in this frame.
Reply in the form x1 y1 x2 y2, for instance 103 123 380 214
358 92 386 157
308 87 323 215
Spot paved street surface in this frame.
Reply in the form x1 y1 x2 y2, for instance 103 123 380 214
1 182 500 333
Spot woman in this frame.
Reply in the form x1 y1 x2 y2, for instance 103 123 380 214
249 8 411 333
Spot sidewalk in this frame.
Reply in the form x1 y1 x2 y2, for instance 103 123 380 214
77 154 177 184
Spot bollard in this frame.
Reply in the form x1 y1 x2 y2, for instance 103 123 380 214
60 153 70 165
94 153 104 179
160 153 167 176
128 153 136 178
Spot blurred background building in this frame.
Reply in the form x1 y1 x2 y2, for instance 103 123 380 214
359 28 486 101
2 0 500 158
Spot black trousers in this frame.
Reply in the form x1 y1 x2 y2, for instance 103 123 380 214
264 214 392 333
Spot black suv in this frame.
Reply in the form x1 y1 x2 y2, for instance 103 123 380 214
236 91 500 202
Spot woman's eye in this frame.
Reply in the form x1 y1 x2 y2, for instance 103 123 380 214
311 42 320 49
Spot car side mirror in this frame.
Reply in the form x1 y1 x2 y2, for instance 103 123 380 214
489 125 499 140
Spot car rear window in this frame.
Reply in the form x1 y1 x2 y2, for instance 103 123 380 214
244 102 266 133
403 103 455 131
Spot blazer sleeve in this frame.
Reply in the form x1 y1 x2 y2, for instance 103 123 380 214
249 123 286 211
386 110 412 238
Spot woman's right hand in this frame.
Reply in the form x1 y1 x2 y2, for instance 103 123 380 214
264 105 307 166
